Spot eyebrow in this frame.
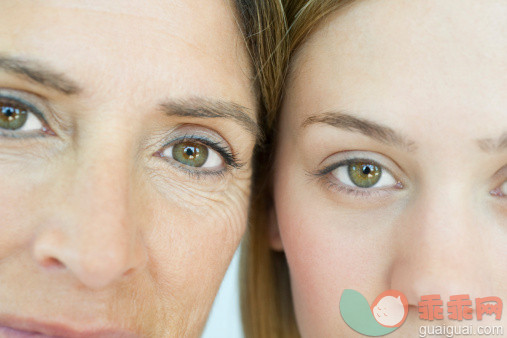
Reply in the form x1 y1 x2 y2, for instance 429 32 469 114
0 56 260 138
161 98 260 139
0 55 81 95
302 112 416 151
477 133 507 152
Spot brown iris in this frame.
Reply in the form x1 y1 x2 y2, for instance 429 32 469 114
348 161 382 188
172 141 209 167
0 99 29 130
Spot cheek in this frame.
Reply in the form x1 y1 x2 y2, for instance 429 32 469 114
0 165 50 258
148 199 246 287
273 165 399 335
142 182 249 325
0 184 26 257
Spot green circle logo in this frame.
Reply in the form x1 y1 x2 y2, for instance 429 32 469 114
340 289 409 336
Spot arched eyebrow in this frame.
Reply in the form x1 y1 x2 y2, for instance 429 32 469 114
477 133 507 152
161 99 260 139
302 112 416 152
0 55 81 95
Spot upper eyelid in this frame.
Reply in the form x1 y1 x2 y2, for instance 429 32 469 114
316 151 401 176
162 124 238 152
158 135 243 169
162 134 226 149
0 93 48 120
318 158 386 176
0 90 68 133
163 135 229 157
0 93 57 138
0 92 246 170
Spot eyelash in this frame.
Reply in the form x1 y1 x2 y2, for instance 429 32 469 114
156 134 243 178
0 95 53 138
314 157 507 202
311 157 402 199
0 94 242 180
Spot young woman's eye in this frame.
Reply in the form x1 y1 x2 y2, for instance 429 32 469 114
331 160 397 188
161 140 224 169
0 97 47 136
492 180 507 197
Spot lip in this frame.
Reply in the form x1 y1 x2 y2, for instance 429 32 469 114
0 315 138 338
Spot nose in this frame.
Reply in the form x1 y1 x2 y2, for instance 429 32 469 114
389 186 493 307
32 148 147 290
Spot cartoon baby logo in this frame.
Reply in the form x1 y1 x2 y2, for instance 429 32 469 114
371 290 408 328
340 289 408 336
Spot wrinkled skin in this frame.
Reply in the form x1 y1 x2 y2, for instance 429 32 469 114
0 0 257 336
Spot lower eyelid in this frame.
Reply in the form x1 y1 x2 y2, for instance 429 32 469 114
322 179 396 200
170 161 227 179
153 150 229 181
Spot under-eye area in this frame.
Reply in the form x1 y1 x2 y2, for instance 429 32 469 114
310 150 404 200
154 128 244 180
0 90 55 139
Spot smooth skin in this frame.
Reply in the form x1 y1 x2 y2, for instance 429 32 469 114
271 0 507 336
0 0 256 336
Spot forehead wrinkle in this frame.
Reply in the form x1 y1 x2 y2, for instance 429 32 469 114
0 2 253 102
21 1 246 67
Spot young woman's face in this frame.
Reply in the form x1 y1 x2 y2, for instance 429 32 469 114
273 0 507 336
0 0 257 336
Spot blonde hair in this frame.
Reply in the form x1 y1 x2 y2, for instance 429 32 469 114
240 1 357 337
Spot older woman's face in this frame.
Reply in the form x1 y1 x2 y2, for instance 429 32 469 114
273 0 506 336
0 0 257 336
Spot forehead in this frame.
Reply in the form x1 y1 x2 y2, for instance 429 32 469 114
0 0 253 105
287 0 507 138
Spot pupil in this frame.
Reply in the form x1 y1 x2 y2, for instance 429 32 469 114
2 107 14 117
185 147 194 156
362 165 371 175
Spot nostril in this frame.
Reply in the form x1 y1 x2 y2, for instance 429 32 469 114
122 267 136 277
39 257 65 269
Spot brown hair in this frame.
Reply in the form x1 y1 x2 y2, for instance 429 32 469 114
240 1 357 337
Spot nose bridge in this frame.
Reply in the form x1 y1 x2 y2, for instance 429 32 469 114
33 135 147 289
390 181 491 304
75 137 131 218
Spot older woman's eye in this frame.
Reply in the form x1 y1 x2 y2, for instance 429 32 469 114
0 97 47 136
162 141 224 169
331 160 396 188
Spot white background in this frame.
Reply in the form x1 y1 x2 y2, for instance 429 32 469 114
202 248 244 338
